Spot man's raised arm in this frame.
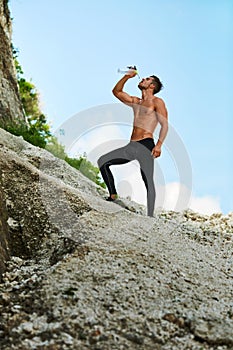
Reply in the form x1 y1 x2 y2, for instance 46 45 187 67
112 71 137 105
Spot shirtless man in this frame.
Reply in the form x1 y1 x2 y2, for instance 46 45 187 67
97 70 168 217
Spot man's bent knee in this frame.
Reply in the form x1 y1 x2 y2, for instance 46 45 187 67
97 155 104 169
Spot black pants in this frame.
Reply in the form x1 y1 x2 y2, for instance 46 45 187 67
97 138 155 217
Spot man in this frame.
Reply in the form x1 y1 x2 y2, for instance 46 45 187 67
98 70 168 217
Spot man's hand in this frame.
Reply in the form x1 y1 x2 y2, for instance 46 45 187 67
126 69 137 78
151 145 161 158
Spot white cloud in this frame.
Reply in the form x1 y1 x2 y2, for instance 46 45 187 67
156 182 191 212
159 182 222 215
189 195 222 215
107 176 222 215
68 124 129 159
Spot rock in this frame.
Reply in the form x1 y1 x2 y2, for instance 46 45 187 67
0 183 10 278
0 128 92 266
191 319 233 346
162 313 186 328
20 321 34 333
0 0 25 123
0 125 233 350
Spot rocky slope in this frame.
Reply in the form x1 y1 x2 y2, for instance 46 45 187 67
0 184 10 276
0 127 233 350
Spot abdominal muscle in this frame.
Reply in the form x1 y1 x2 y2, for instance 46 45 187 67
130 102 158 141
130 115 158 141
130 126 154 141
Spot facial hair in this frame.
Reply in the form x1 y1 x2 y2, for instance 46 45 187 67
138 82 144 91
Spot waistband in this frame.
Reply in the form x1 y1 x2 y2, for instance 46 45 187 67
135 137 155 152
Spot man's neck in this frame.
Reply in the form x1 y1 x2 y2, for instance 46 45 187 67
141 90 154 101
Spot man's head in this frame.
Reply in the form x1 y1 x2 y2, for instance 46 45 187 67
138 75 163 95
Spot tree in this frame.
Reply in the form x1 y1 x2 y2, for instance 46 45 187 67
12 46 51 147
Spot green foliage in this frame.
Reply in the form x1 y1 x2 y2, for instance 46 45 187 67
64 155 106 188
12 46 51 143
5 46 106 189
45 136 67 159
46 137 106 188
0 119 47 148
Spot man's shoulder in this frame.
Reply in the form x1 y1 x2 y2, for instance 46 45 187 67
131 96 141 104
153 96 165 104
153 96 166 108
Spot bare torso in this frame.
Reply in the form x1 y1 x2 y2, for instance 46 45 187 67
130 97 158 141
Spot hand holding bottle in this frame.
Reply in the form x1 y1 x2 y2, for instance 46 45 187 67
117 65 140 79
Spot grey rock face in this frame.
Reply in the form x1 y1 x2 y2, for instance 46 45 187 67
0 127 233 349
0 128 92 264
0 0 25 123
0 183 10 277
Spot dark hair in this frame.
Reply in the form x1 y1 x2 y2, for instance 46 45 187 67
150 75 163 94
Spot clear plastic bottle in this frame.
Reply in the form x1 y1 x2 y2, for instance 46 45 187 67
117 66 140 79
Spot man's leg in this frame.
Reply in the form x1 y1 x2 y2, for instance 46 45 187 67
140 167 155 217
97 144 134 199
136 141 156 217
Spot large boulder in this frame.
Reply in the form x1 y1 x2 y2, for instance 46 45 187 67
0 128 95 266
0 127 233 349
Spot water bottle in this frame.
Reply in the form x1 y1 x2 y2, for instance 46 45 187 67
117 66 140 79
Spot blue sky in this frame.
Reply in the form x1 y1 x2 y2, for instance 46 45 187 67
9 0 233 214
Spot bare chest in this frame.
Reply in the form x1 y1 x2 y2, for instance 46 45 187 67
134 100 156 119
